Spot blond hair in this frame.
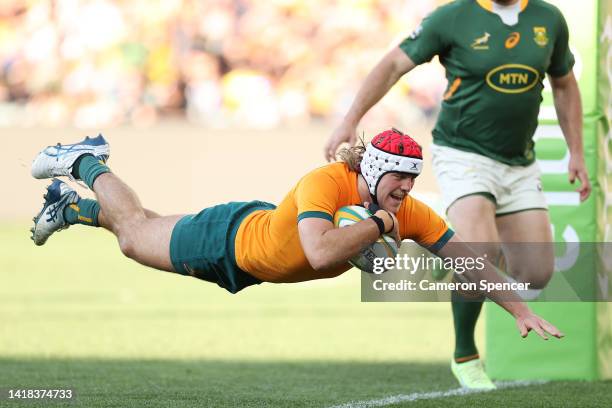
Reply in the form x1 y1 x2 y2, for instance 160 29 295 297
336 138 366 173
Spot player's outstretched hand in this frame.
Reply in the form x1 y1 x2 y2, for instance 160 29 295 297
516 311 564 340
325 122 357 162
568 154 591 202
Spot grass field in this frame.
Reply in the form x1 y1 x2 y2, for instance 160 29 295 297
1 223 610 407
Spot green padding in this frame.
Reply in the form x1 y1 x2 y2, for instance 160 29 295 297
486 123 608 379
297 211 333 223
487 303 599 380
487 0 611 381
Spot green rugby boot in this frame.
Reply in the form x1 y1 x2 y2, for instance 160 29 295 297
451 358 496 390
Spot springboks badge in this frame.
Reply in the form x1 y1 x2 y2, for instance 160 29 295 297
533 27 549 47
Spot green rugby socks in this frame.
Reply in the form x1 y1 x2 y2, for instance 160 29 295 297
64 199 101 227
63 154 108 227
451 290 484 362
72 154 110 189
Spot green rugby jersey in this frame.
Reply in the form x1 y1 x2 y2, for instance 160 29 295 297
400 0 574 165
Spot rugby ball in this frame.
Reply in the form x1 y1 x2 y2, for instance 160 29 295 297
334 205 398 274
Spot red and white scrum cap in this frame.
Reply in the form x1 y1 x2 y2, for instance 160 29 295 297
362 128 423 199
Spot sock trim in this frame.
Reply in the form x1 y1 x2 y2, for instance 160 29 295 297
455 354 480 364
77 215 93 223
90 170 109 188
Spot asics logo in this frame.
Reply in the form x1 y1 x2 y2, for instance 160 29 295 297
505 32 520 49
42 137 108 158
44 146 100 158
46 191 77 223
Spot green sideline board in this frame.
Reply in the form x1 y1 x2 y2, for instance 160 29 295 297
486 0 612 380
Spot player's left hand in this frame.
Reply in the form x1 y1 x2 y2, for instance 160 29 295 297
568 155 591 202
515 311 564 340
364 202 401 245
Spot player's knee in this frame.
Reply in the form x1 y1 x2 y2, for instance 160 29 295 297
528 271 553 290
509 263 553 289
118 234 136 259
116 222 141 260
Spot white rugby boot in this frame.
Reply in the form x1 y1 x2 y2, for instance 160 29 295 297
30 179 80 246
31 134 109 180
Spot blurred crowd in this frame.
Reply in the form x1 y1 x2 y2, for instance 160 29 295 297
0 0 446 128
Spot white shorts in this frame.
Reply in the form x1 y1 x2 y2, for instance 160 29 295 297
431 144 548 215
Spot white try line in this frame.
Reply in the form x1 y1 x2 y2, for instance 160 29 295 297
328 380 548 408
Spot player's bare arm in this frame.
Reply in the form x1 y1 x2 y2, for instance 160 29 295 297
549 71 592 201
298 209 397 271
435 234 564 340
325 48 416 161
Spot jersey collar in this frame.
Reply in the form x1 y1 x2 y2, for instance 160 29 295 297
476 0 529 12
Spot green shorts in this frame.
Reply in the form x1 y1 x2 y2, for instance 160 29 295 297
169 200 276 294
